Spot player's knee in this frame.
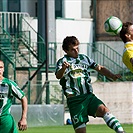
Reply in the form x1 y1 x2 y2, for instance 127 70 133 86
96 104 109 117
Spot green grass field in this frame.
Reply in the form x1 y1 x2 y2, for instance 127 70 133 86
19 124 133 133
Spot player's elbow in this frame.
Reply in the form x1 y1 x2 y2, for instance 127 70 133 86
56 75 60 79
21 96 28 103
56 74 62 79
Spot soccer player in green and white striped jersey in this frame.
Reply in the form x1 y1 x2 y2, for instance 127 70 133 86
55 36 126 133
0 60 27 133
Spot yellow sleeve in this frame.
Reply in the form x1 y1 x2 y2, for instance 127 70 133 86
122 50 133 73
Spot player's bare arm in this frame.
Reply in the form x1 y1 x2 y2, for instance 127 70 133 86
18 96 28 131
94 64 121 80
56 61 70 79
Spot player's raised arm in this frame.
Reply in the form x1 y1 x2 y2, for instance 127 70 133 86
94 64 121 81
56 61 70 79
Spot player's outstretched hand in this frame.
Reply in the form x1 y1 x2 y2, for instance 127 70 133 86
18 118 27 131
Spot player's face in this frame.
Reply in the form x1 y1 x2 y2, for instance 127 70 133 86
65 44 79 58
128 25 133 41
0 61 4 76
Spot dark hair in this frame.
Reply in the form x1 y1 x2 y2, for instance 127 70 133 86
120 22 133 43
62 36 79 51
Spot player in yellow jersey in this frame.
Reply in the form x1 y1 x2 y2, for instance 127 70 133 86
120 22 133 72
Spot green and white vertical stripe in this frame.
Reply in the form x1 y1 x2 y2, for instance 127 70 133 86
56 54 97 97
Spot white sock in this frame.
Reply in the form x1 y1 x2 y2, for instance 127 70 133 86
103 112 124 132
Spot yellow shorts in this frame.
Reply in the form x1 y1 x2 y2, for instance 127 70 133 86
122 50 133 73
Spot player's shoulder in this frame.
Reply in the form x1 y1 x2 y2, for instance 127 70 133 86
58 56 65 61
79 53 87 57
78 54 90 60
56 56 65 64
57 55 70 63
3 77 11 82
3 78 16 84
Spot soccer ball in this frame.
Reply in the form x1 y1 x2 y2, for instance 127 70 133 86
104 16 122 35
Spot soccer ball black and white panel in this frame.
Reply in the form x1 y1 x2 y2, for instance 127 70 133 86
104 16 123 35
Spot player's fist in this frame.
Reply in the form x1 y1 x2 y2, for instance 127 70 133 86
62 61 70 69
18 118 27 131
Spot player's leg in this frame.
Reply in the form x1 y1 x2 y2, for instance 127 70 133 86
96 104 125 133
67 94 91 133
